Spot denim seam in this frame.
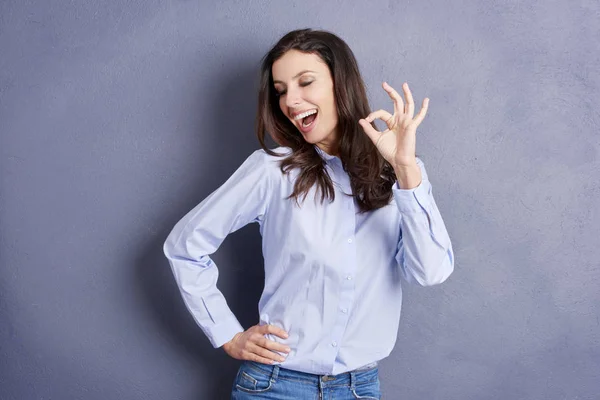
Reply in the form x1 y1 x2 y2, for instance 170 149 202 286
242 363 378 386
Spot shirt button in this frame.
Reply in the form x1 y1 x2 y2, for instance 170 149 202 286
341 308 348 313
347 238 353 243
331 341 337 347
346 276 352 280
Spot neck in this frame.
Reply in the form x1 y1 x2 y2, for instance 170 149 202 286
316 142 339 157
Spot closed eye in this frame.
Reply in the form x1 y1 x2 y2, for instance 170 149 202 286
274 81 313 97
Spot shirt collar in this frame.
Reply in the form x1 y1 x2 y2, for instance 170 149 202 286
314 145 337 162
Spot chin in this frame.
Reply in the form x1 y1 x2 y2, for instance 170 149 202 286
301 132 326 145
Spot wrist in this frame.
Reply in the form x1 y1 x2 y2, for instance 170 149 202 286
393 162 422 190
222 332 239 350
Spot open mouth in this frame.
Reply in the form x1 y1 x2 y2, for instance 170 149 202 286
293 109 318 133
302 112 317 128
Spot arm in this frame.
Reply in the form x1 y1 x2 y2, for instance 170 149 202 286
357 81 452 285
163 150 271 348
393 157 454 286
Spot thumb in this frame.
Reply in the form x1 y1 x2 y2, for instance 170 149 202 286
358 119 380 144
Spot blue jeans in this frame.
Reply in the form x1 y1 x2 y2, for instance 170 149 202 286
231 361 381 399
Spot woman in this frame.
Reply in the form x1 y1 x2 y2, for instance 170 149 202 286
163 28 454 399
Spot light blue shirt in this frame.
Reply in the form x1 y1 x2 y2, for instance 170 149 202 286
163 146 454 375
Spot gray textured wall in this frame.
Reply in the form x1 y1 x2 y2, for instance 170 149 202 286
1 1 599 399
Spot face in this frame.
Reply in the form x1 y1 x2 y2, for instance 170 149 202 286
272 50 339 155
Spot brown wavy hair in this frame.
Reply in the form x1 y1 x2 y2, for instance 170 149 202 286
256 28 397 213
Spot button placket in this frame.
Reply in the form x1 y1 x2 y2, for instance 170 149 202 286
325 163 357 371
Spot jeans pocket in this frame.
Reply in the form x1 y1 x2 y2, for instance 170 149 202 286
235 363 275 394
351 377 381 399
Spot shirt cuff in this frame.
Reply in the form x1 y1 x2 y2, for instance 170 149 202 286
392 178 433 214
204 315 245 348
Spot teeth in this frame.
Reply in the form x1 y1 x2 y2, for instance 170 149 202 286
293 109 317 120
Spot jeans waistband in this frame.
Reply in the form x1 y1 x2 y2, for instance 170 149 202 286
242 360 379 387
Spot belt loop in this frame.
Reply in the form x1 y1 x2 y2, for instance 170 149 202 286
270 365 280 383
350 370 356 390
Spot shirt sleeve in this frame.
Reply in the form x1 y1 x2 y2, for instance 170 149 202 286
163 150 272 348
392 157 454 286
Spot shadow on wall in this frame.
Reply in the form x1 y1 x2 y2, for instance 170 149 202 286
135 60 268 399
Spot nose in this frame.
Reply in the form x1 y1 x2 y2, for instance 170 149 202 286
285 86 302 109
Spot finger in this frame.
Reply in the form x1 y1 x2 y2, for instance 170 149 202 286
412 98 429 126
248 342 286 362
261 339 291 354
358 118 381 144
365 109 394 129
260 324 289 339
243 349 279 365
254 334 289 353
383 81 404 116
403 82 415 118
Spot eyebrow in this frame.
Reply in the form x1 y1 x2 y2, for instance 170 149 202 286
273 70 316 85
